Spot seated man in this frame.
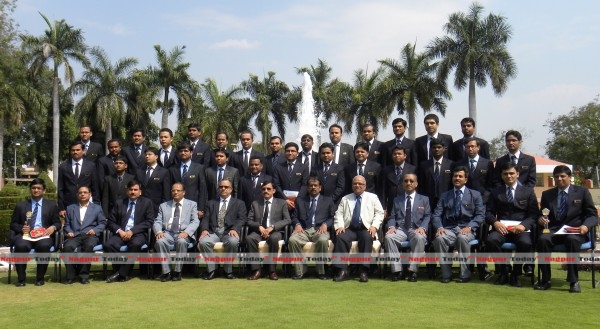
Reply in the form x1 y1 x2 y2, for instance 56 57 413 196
245 181 291 280
10 178 61 286
485 162 538 287
288 177 335 280
153 182 199 282
105 180 155 283
432 166 484 283
536 165 598 293
384 173 430 282
198 178 246 280
332 175 384 283
63 186 106 284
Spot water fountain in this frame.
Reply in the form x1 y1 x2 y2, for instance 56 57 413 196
298 72 321 150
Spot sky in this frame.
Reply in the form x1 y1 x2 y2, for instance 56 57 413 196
11 0 600 157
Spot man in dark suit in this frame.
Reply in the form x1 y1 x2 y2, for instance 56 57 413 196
102 155 134 216
105 181 155 283
493 130 536 188
451 117 490 162
136 147 171 215
288 177 336 280
361 123 384 165
198 178 246 280
158 128 178 168
311 143 345 204
381 145 417 213
417 138 454 210
187 123 212 165
10 178 61 286
58 140 98 217
456 137 494 204
432 166 484 283
78 125 104 163
272 142 309 210
381 118 414 167
485 162 539 287
343 142 382 203
63 185 106 284
329 123 354 166
246 181 292 280
205 148 240 201
410 113 453 166
238 156 272 211
384 173 430 282
153 182 199 282
300 134 319 174
210 132 240 169
264 136 285 176
536 165 598 293
97 139 124 193
169 143 208 217
122 129 148 175
235 130 264 176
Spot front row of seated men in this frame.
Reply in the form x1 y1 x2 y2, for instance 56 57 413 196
9 163 598 292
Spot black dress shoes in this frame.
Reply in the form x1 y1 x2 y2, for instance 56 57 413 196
172 272 182 281
159 272 172 282
440 277 451 284
494 274 508 285
479 269 493 281
333 270 350 282
569 282 581 293
391 271 402 282
107 272 123 283
534 280 551 290
80 278 90 285
523 264 534 277
317 274 328 280
16 280 26 287
225 272 236 280
509 275 522 288
408 271 418 282
35 279 45 286
456 277 471 283
202 270 216 280
63 279 75 285
359 271 369 283
292 273 304 280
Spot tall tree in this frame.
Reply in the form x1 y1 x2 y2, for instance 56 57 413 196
149 45 199 128
379 43 451 138
427 2 517 123
70 47 138 147
124 69 160 141
20 12 88 183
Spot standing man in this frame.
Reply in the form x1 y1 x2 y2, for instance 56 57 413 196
78 125 104 162
58 140 98 217
169 143 208 217
411 114 453 166
205 148 240 201
245 181 292 280
361 123 384 165
343 142 382 202
417 138 454 210
153 183 199 282
101 155 134 216
328 124 354 166
211 132 240 169
198 178 246 280
451 117 490 162
493 130 536 188
62 186 106 284
235 130 264 176
10 178 60 286
456 138 494 204
105 181 155 283
136 147 171 214
536 165 597 293
122 129 148 175
239 156 272 211
288 177 335 280
432 166 484 283
158 128 178 168
384 173 430 282
381 118 414 167
272 142 309 210
264 136 285 176
300 134 319 173
332 175 384 283
381 146 417 213
97 139 124 192
187 123 212 165
311 143 345 204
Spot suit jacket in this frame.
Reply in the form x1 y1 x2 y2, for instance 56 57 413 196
64 202 106 237
264 153 285 176
123 144 148 175
158 147 179 169
366 139 384 164
410 133 453 167
485 184 538 231
107 197 155 235
136 165 171 213
57 159 98 211
82 140 104 162
539 185 598 232
247 198 291 232
97 154 119 191
381 137 414 167
299 150 319 174
201 197 246 234
204 165 240 201
493 152 537 188
451 137 490 162
310 162 345 203
381 162 417 211
169 162 208 211
386 193 431 231
417 157 454 206
293 195 335 229
343 160 382 202
333 142 355 167
153 199 199 237
432 187 484 232
189 140 212 165
238 173 273 211
456 157 494 204
272 160 309 199
333 191 384 230
234 149 265 176
208 149 240 170
10 199 61 244
102 173 134 215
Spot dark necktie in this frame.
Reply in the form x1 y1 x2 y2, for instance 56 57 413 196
351 195 362 229
469 159 476 173
395 166 402 183
126 201 135 226
272 155 278 165
31 202 39 227
454 190 462 218
74 162 80 178
307 198 317 228
324 163 330 173
358 163 364 176
171 202 180 232
404 195 412 231
396 139 401 146
182 164 188 177
145 167 152 184
218 168 224 183
243 150 249 167
303 153 309 165
288 162 293 176
117 175 123 187
510 155 517 165
136 147 141 157
252 175 258 188
261 201 270 227
558 190 567 220
434 162 440 179
506 186 514 204
163 150 169 165
191 142 196 151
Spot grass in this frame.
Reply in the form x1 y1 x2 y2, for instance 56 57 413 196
1 264 597 329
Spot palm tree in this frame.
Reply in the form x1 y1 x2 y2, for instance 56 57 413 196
20 12 88 183
149 45 199 128
124 69 161 140
379 43 451 138
427 2 517 123
70 47 138 147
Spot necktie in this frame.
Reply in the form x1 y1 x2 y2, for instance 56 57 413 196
396 139 401 146
117 175 123 188
218 168 224 183
358 163 364 176
395 166 402 183
261 201 270 227
74 162 80 178
333 144 339 164
307 198 317 228
252 175 258 188
272 155 278 165
303 153 309 164
288 162 293 175
31 202 39 227
191 142 196 151
126 201 135 231
324 163 330 173
84 143 89 155
510 155 517 165
182 164 188 177
243 150 249 167
404 196 412 231
136 147 141 157
434 162 440 179
558 190 567 220
454 190 462 218
145 167 152 183
171 202 180 232
163 150 169 165
218 199 227 228
351 195 362 229
506 186 514 204
469 159 476 173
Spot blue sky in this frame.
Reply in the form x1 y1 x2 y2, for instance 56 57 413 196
12 0 600 156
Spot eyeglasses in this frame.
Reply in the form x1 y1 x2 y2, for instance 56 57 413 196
218 186 231 189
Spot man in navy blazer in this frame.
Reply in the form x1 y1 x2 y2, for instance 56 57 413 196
329 124 355 166
536 165 598 293
63 185 106 284
381 145 417 213
58 140 98 216
300 134 320 174
170 143 208 217
234 130 265 176
417 138 454 210
432 166 484 283
101 155 134 216
410 114 453 166
205 148 240 201
187 123 212 165
450 118 490 162
310 143 345 204
361 124 384 165
153 182 199 282
384 173 431 282
380 118 414 167
78 125 104 163
288 177 336 280
105 181 155 283
136 147 171 214
198 178 246 280
342 142 383 202
157 128 179 169
493 130 536 188
272 142 309 209
10 179 61 286
239 156 272 211
122 129 148 175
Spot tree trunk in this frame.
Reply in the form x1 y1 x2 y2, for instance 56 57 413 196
52 77 60 184
161 87 169 128
0 120 4 190
408 111 416 140
468 75 477 124
104 117 112 155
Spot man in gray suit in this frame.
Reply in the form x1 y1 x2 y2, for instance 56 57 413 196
385 173 431 282
63 186 106 284
246 181 291 280
153 182 199 282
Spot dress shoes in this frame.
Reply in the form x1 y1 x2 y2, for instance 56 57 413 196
172 272 182 281
106 273 125 283
159 272 172 282
391 272 403 282
269 272 279 281
408 272 418 282
440 277 451 284
359 271 369 283
292 273 304 280
15 280 26 287
456 277 471 283
247 270 262 280
494 274 508 285
35 279 45 286
479 270 494 282
80 278 90 285
534 281 551 290
317 274 328 280
63 279 75 285
523 264 534 277
202 270 216 280
225 272 236 280
509 275 522 288
569 282 581 293
333 270 350 282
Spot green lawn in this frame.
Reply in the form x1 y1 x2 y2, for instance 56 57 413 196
1 265 597 329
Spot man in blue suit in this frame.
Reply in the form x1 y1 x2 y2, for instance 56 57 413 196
63 185 106 284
